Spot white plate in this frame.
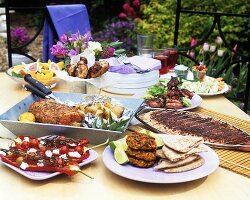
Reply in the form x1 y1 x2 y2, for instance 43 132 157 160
0 150 98 180
196 83 229 96
102 136 219 184
160 72 230 96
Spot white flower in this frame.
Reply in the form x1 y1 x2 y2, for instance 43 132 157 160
209 45 216 52
215 36 223 45
70 49 95 67
202 43 210 52
217 49 224 57
88 41 102 52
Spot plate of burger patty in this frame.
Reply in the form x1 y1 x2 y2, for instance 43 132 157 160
102 132 219 183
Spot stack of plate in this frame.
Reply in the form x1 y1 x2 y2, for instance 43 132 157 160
102 70 159 95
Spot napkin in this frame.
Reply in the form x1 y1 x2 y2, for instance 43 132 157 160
106 56 161 74
42 4 91 62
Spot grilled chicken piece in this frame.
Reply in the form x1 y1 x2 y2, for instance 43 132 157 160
89 61 109 78
66 64 76 76
75 59 88 78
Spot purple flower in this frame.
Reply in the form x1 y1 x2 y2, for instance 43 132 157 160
108 47 115 57
10 26 31 52
50 42 68 57
60 34 68 43
68 49 79 57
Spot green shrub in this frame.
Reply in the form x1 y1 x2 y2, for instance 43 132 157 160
135 0 250 48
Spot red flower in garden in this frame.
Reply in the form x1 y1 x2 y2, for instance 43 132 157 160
133 0 140 7
190 38 198 47
128 7 136 17
119 12 127 19
123 3 130 11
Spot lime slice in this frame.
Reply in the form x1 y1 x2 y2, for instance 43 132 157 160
109 140 128 151
139 129 164 148
148 132 164 147
109 141 121 151
120 139 128 151
114 147 129 165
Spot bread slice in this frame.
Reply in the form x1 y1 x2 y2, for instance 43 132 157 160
164 157 205 173
154 155 199 170
161 145 206 162
163 135 204 153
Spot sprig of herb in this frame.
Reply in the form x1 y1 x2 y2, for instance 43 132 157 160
92 113 130 132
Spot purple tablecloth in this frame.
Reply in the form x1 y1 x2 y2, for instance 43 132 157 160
106 56 161 74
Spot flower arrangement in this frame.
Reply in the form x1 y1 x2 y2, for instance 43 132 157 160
10 26 31 53
50 31 125 66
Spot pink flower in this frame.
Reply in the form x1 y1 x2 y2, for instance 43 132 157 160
60 34 68 43
50 41 68 57
190 38 197 47
123 3 130 11
119 12 127 19
133 0 140 7
128 7 136 16
202 43 210 52
187 50 195 58
108 47 115 57
232 44 238 55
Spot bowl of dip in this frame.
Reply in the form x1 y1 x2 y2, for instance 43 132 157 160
174 64 189 79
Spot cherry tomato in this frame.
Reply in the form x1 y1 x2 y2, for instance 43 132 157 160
79 139 89 146
59 146 69 154
21 141 30 149
29 139 39 148
75 146 83 155
39 146 47 153
57 158 64 166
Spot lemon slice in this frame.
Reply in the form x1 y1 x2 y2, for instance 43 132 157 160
18 112 36 122
114 147 129 165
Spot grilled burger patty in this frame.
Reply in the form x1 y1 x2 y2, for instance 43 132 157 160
126 132 157 150
126 147 156 161
127 155 155 168
28 99 83 125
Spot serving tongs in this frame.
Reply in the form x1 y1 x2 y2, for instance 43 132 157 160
134 106 250 152
23 74 65 104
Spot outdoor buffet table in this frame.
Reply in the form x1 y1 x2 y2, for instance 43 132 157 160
0 71 249 200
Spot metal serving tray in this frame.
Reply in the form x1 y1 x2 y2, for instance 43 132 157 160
0 92 143 144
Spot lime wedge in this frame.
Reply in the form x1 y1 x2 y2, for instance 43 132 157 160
139 129 164 148
114 147 129 165
120 139 128 151
109 141 120 151
148 132 164 147
109 140 128 151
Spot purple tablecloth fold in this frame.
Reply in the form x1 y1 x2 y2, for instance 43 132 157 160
106 56 161 74
42 4 91 62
